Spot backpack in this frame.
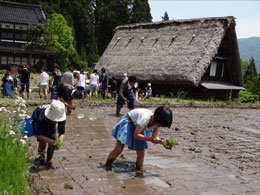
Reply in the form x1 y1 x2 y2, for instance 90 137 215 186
19 105 49 137
32 105 49 131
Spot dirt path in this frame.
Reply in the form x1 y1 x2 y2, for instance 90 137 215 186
29 106 260 195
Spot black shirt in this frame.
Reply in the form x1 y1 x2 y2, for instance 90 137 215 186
57 84 73 101
19 68 30 83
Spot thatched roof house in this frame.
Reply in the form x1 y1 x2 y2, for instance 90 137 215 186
96 16 244 99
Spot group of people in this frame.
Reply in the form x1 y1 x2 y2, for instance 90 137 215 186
23 67 169 174
31 96 172 174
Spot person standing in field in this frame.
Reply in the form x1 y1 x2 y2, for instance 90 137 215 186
61 68 74 87
99 67 108 99
76 69 87 99
50 66 61 101
116 76 138 116
110 77 117 100
19 64 30 99
38 66 49 99
89 69 99 99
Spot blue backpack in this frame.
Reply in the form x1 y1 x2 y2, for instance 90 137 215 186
19 105 49 136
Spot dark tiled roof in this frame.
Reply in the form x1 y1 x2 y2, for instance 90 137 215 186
0 1 46 24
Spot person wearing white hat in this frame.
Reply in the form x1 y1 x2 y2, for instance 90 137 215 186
32 100 66 167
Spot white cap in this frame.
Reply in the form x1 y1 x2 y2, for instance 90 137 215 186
147 83 151 87
123 73 127 77
45 100 66 122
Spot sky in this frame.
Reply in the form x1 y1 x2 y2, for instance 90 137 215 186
148 0 260 39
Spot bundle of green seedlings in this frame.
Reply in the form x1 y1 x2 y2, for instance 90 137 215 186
161 136 178 150
55 139 63 149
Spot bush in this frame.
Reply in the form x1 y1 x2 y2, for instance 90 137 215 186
0 98 31 194
0 69 7 74
238 90 259 103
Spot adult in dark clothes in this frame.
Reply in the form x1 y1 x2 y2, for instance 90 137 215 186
50 66 61 101
99 67 108 99
110 77 117 100
19 64 30 99
116 76 138 116
55 83 83 114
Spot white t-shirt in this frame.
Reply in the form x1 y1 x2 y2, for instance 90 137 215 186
128 108 153 128
39 72 49 85
77 74 86 88
90 73 99 85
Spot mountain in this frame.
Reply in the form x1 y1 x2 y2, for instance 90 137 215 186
238 37 260 73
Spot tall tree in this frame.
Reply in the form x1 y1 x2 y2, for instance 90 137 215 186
94 0 131 55
47 13 76 71
131 0 152 23
244 57 260 95
162 11 169 21
240 58 249 77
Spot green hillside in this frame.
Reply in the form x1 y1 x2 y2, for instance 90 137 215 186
238 37 260 73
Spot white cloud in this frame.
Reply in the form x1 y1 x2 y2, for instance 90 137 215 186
236 18 260 38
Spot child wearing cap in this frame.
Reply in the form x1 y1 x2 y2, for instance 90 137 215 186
32 100 66 167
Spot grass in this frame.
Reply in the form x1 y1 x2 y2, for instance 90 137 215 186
0 97 31 194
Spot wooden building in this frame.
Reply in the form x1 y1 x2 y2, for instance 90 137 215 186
96 16 245 100
0 1 56 74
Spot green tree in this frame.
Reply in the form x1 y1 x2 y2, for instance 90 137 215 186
240 58 249 77
47 13 76 71
162 11 169 21
94 0 132 55
243 57 260 96
24 24 50 69
131 0 152 23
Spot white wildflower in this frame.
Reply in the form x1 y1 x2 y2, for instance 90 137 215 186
21 110 26 114
20 139 26 145
19 103 26 108
24 131 28 134
19 114 27 118
13 111 16 113
9 130 15 136
23 135 28 139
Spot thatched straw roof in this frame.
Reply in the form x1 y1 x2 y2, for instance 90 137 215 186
96 16 241 86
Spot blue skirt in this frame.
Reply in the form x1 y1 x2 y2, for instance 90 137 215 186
112 114 149 150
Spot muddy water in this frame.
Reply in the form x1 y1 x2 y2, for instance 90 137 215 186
29 106 260 195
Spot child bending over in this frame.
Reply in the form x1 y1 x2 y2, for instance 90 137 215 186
105 106 172 171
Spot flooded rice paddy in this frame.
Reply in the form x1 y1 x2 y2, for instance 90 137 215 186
29 105 260 195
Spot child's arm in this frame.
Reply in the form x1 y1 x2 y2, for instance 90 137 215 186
134 125 159 142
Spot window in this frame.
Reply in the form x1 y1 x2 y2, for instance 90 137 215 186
15 57 21 65
7 32 13 40
15 32 27 41
22 57 27 65
8 56 14 64
209 62 217 77
1 56 7 65
34 58 40 65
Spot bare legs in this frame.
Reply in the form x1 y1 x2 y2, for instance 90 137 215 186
39 88 48 99
105 140 124 166
105 140 145 171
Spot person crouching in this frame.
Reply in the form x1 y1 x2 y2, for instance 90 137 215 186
33 100 66 167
